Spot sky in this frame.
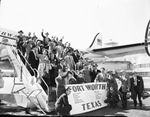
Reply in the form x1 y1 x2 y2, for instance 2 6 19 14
0 0 150 50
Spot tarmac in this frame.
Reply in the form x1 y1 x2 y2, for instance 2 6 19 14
0 77 149 116
76 92 150 117
0 92 149 117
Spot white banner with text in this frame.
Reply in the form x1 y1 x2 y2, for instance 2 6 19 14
66 82 108 115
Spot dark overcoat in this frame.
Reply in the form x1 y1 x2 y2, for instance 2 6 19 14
129 75 144 99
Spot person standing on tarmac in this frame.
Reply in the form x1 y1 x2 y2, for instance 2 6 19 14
129 71 144 109
55 66 71 99
117 70 130 109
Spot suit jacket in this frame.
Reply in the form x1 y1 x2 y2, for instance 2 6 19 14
28 51 39 69
41 32 50 48
117 75 130 92
37 46 43 54
90 69 101 82
71 53 79 64
129 75 144 99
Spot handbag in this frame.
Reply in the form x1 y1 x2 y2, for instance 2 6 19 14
141 91 150 99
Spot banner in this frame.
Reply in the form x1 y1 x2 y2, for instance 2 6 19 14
66 82 108 115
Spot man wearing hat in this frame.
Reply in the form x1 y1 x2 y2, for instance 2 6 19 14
17 30 24 52
18 30 24 34
36 40 43 54
129 71 144 109
90 64 101 82
23 39 33 60
41 29 51 48
28 45 39 72
55 87 72 116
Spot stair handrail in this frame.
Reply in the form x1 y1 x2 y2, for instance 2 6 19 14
10 43 50 96
17 48 36 76
0 41 49 114
34 69 50 98
0 40 36 77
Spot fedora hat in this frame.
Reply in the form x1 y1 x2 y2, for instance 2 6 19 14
18 30 24 34
45 32 49 35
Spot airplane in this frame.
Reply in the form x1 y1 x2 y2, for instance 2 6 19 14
0 19 149 115
83 20 150 74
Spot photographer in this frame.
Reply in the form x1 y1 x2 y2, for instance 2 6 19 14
55 87 72 116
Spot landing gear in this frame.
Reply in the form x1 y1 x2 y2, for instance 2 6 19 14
25 108 31 114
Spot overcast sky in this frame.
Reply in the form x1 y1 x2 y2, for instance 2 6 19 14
0 0 150 50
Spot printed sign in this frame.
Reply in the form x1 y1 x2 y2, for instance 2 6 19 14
66 82 108 115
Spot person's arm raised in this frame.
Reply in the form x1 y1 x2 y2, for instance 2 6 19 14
41 29 45 38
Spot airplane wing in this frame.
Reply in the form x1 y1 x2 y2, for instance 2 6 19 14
84 42 147 63
86 20 150 59
91 42 146 58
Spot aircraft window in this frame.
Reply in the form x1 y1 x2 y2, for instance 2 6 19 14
0 59 17 77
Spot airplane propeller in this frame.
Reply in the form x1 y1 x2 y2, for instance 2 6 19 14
144 20 150 57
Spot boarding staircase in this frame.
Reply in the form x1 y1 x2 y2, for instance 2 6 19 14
0 42 52 115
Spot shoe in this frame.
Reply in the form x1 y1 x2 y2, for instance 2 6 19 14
133 106 136 109
140 106 143 109
25 108 31 114
122 106 127 109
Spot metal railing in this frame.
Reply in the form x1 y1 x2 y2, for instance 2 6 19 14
0 41 50 96
0 40 50 114
16 48 49 96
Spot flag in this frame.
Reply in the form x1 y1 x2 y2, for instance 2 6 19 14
97 38 102 46
96 33 102 47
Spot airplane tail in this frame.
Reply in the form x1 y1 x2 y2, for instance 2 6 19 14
88 33 103 49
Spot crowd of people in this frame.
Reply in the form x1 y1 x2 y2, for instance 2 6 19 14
15 29 145 115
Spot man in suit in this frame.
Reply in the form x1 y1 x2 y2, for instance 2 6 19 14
41 29 51 48
90 64 101 82
28 45 39 71
17 30 24 52
55 87 72 116
117 70 130 109
129 71 144 109
36 40 43 54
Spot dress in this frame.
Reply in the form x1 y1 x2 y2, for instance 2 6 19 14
37 55 51 82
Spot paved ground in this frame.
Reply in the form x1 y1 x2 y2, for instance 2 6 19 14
76 94 150 117
0 92 149 117
0 78 149 116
